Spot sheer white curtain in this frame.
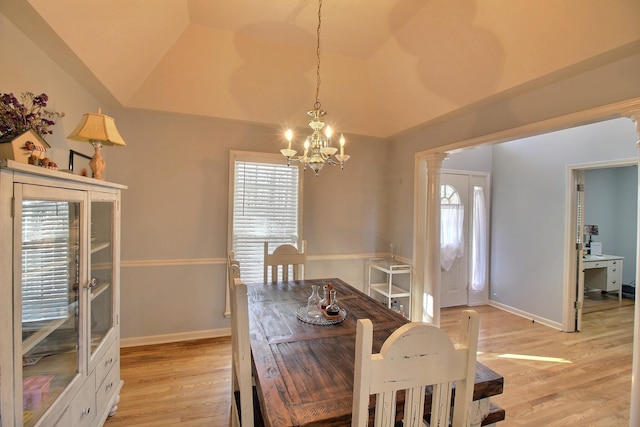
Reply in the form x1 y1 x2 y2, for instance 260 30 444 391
471 186 487 291
440 204 464 271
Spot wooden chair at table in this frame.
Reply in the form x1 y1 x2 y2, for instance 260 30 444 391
228 262 263 427
352 310 479 427
263 240 307 282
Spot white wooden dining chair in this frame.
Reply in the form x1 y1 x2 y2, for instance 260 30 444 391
352 310 479 427
263 240 307 282
228 267 263 427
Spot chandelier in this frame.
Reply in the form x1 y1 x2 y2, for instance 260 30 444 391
280 0 350 177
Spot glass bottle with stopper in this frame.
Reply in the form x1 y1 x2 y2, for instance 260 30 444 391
325 290 340 316
319 282 333 309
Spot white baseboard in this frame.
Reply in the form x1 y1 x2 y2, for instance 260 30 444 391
121 328 231 348
121 300 565 348
488 300 563 331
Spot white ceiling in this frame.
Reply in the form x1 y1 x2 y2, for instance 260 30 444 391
5 0 640 138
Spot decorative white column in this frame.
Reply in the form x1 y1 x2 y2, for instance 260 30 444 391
422 153 448 325
631 112 640 426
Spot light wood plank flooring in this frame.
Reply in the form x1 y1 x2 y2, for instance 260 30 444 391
583 290 633 313
105 301 634 426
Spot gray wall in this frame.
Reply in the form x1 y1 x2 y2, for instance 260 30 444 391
585 166 638 285
106 110 388 339
489 118 637 322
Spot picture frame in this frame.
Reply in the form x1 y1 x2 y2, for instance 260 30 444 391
68 150 92 177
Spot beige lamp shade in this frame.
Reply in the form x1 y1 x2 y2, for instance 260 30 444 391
67 108 126 146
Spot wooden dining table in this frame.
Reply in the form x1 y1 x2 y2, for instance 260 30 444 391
247 277 504 427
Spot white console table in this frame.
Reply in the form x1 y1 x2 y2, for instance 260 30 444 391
583 254 623 301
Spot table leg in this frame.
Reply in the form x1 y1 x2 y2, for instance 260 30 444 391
469 398 491 427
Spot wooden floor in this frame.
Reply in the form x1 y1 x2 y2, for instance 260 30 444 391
104 301 634 427
582 290 633 313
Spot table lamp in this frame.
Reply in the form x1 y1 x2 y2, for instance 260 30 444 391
67 108 126 179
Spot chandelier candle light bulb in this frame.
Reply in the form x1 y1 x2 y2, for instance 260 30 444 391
285 129 293 150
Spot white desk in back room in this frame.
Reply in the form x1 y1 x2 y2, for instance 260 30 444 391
583 254 624 301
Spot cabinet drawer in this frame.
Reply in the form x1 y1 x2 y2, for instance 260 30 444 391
69 372 96 427
607 266 622 291
96 359 121 419
96 342 119 387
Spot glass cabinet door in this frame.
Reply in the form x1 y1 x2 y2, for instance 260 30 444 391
19 189 83 427
88 195 117 363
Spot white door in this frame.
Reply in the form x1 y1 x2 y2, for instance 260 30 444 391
440 174 469 307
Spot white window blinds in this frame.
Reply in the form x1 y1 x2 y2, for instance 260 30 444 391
232 158 300 282
21 200 72 323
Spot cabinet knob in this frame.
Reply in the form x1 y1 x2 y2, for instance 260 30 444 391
82 407 91 415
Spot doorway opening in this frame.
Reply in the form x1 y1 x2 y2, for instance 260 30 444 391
566 160 637 331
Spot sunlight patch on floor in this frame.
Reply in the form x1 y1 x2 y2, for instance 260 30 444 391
497 353 572 363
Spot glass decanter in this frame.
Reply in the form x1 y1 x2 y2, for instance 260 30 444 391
307 285 322 318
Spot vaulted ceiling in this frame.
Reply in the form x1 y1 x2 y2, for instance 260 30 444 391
4 0 640 138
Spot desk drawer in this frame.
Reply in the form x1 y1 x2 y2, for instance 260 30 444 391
607 265 622 291
583 260 609 269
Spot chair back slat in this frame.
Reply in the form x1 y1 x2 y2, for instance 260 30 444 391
404 386 427 426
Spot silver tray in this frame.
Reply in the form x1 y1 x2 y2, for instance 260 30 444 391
296 306 347 325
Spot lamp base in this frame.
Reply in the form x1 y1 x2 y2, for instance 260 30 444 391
90 142 105 180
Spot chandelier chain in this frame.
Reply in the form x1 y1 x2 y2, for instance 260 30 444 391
315 0 323 109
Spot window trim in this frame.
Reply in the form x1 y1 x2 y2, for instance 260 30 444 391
227 150 304 273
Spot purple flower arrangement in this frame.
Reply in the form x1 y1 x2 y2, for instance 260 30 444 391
0 92 64 140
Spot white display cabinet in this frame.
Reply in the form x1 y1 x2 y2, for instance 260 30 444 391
0 159 126 426
367 257 412 318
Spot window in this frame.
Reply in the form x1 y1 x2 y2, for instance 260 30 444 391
21 200 75 323
440 184 464 271
229 152 302 282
